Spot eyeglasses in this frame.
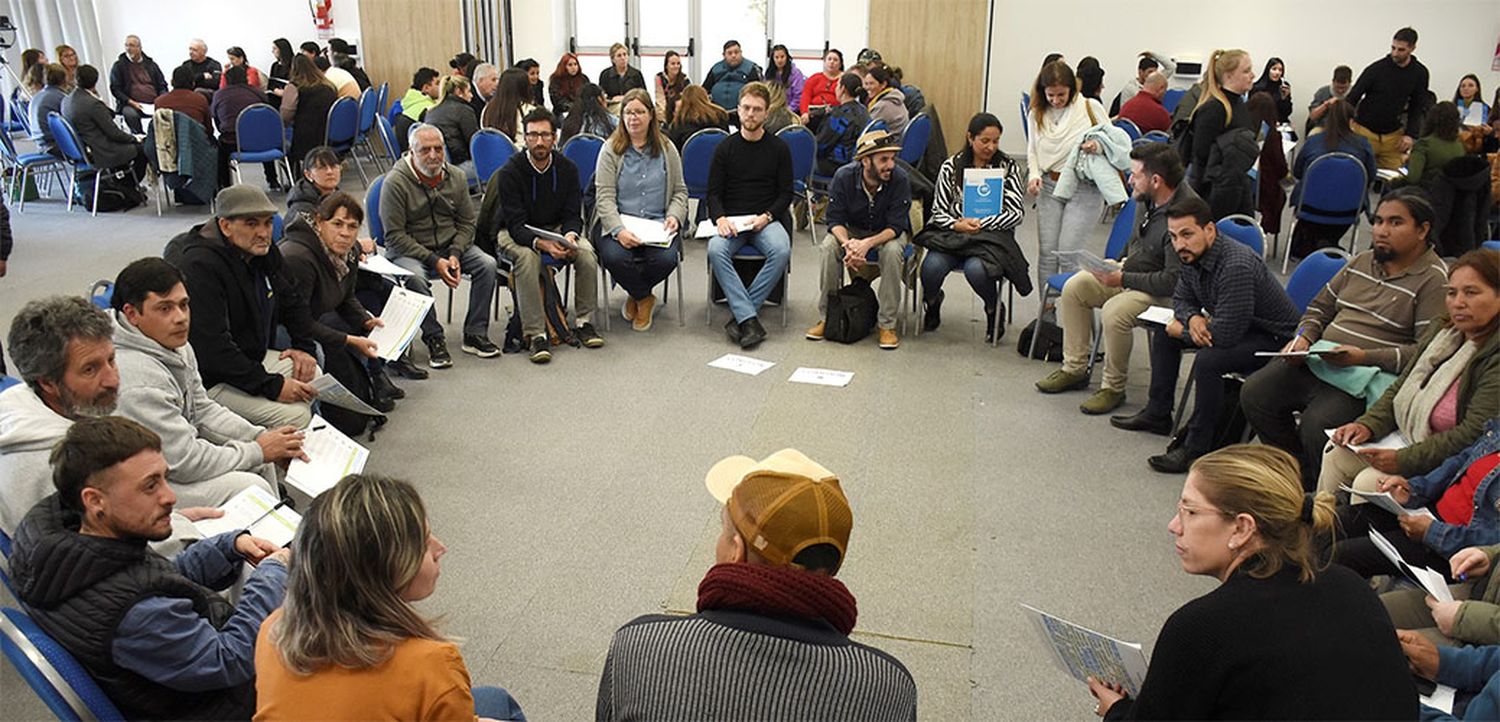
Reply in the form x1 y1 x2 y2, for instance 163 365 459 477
1175 501 1231 522
623 108 650 117
524 131 555 140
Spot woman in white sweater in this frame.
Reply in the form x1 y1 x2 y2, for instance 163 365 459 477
1026 61 1110 315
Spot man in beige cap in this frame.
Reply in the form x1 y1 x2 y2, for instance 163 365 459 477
807 129 912 349
596 448 917 721
164 185 321 429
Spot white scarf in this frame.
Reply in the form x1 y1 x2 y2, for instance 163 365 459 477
1029 96 1099 175
1392 326 1477 442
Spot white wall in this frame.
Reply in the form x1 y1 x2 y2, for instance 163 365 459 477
509 0 567 71
827 0 868 64
91 0 362 79
986 0 1500 154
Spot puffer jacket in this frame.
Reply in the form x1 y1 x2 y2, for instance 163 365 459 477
1203 127 1258 218
1428 154 1492 257
1054 121 1133 205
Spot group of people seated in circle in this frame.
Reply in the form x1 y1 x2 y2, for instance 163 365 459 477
3 20 1500 721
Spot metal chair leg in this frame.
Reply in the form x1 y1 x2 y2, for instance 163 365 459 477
90 172 101 216
600 264 611 331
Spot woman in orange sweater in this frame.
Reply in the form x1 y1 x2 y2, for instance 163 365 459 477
254 474 525 721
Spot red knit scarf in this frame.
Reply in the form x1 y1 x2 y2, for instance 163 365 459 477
696 563 859 635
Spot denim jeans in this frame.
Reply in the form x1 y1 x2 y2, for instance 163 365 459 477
388 246 499 339
919 250 998 307
596 233 681 300
472 686 526 721
707 223 791 323
1035 176 1103 295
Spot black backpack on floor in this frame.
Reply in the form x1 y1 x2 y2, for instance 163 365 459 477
823 278 878 344
81 169 146 212
1016 319 1064 361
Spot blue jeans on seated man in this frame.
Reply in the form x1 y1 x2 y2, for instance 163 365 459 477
1146 325 1283 452
596 233 681 300
919 250 999 308
388 246 499 340
707 222 791 323
473 686 526 721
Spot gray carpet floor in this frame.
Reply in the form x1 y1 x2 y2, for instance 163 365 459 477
0 166 1249 720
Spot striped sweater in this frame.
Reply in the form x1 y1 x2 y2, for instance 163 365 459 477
1295 248 1449 373
596 610 917 721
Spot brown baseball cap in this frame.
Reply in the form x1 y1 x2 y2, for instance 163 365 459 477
705 449 853 572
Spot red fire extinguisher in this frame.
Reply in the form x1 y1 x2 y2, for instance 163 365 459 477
310 0 334 38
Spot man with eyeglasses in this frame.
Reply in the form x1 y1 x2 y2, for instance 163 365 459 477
379 123 501 368
494 107 603 364
706 82 794 349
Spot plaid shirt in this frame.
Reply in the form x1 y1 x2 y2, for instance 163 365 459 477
1173 238 1299 347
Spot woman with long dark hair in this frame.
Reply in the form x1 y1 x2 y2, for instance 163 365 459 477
481 68 536 144
560 82 617 142
516 58 545 107
548 52 584 116
916 112 1027 341
255 474 526 720
278 55 337 171
665 84 729 150
1392 102 1464 189
654 51 690 125
1454 74 1490 127
764 44 806 113
1251 57 1293 124
1288 99 1376 257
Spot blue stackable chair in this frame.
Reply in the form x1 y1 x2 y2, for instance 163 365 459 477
859 118 887 137
1284 248 1350 313
681 128 728 223
1162 88 1186 115
0 129 66 213
1112 118 1142 142
775 125 817 245
898 113 932 167
470 129 516 186
1020 92 1031 140
0 376 18 395
232 103 290 191
353 87 382 169
375 82 390 117
46 112 100 216
1 607 126 721
1141 130 1171 144
1216 214 1265 257
88 280 114 310
386 99 404 125
0 527 12 596
1483 240 1500 252
324 97 368 186
375 114 401 166
1285 151 1367 273
366 175 503 324
1025 198 1137 357
560 133 605 195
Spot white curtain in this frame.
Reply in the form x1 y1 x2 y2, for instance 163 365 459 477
0 0 102 92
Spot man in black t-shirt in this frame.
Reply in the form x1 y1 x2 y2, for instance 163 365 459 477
705 82 794 350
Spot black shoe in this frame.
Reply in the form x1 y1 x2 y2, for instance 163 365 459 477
923 291 944 332
984 304 1005 343
739 317 767 349
1110 409 1174 436
528 335 552 364
461 334 501 358
424 336 453 369
724 318 743 344
368 394 397 413
576 323 604 349
387 356 429 380
369 366 404 400
1148 445 1204 474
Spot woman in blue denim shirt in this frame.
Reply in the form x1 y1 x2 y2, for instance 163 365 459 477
1334 417 1500 580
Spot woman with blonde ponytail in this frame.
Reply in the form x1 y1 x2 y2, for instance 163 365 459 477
1084 445 1417 720
1186 49 1258 217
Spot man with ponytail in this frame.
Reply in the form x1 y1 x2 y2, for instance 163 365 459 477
596 449 917 721
1084 445 1417 720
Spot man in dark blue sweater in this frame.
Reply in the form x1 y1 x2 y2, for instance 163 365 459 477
494 107 602 364
706 82 794 349
1111 196 1299 472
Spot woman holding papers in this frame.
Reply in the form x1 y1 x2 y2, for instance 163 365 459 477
281 192 401 426
915 112 1028 341
593 89 689 332
1334 417 1500 581
255 474 526 721
1087 445 1416 720
1320 249 1500 497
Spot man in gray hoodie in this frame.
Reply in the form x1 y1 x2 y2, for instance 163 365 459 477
110 258 306 508
0 296 206 551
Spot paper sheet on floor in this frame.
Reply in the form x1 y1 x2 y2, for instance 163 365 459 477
1136 306 1175 325
1020 603 1149 697
619 215 675 247
311 373 380 415
358 254 415 277
1339 485 1435 519
366 286 435 362
285 416 370 498
191 486 302 548
708 354 776 376
1368 529 1453 602
788 367 854 387
695 215 757 239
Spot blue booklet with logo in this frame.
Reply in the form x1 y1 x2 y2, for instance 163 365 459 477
963 168 1007 218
